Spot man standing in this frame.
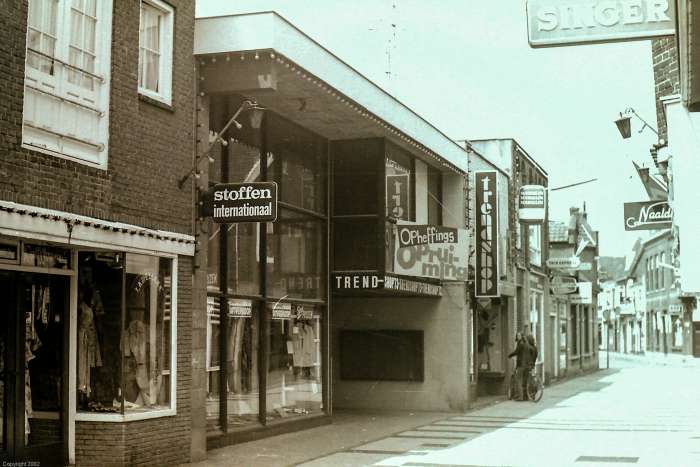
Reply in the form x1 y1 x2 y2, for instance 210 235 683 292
508 332 532 401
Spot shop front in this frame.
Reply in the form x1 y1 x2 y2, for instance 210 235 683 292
194 11 470 439
0 203 193 465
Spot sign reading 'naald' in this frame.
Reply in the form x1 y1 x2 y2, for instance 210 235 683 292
623 200 672 231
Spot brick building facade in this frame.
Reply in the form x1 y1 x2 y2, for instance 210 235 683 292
1 1 196 465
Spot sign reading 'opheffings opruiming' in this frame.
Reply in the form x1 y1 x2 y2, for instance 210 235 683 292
475 171 499 297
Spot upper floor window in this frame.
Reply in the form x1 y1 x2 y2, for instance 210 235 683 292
138 0 174 105
23 0 113 168
427 166 442 225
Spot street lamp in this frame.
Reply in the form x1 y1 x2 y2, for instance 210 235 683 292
178 98 266 189
614 108 658 139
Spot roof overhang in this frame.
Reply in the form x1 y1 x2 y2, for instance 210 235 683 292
0 201 195 257
194 12 467 174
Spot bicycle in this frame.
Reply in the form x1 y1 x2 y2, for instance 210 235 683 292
507 366 543 402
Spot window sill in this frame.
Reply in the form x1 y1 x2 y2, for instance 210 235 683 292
139 92 174 112
75 407 176 422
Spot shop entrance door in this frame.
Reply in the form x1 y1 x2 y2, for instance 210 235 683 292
0 271 68 463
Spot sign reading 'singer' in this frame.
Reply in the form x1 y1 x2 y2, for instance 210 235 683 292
211 182 277 223
526 0 675 48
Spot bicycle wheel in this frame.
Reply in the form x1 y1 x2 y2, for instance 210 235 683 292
527 375 543 402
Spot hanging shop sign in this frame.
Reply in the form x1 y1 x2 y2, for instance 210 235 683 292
386 158 411 221
550 275 578 295
393 223 468 281
624 200 672 231
526 0 676 48
475 171 499 297
668 303 682 314
546 256 581 269
210 182 277 223
332 273 442 297
570 281 593 304
518 185 547 223
271 302 293 319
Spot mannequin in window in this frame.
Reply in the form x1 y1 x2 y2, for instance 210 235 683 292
78 287 102 399
292 318 315 378
122 308 150 407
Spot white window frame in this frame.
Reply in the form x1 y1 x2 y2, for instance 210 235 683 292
22 0 113 169
138 0 174 105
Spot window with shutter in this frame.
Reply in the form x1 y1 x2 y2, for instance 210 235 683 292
22 0 113 168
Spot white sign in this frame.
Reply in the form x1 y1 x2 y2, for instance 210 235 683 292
394 223 469 281
547 256 581 269
571 282 593 304
551 275 578 295
518 185 547 223
526 0 676 48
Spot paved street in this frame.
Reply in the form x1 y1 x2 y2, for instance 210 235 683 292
194 355 700 466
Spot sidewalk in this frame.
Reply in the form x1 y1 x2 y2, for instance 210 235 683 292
183 397 504 467
599 349 700 368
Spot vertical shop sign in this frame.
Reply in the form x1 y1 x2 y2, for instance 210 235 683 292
386 158 410 220
475 171 499 297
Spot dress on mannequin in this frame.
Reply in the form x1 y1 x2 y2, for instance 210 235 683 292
78 298 102 395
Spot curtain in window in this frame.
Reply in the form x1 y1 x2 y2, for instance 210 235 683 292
139 4 161 92
68 0 97 89
27 0 59 73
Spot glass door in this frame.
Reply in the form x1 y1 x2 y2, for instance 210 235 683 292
0 271 68 463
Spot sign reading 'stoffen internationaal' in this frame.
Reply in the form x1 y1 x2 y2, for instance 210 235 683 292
526 0 676 48
624 200 672 231
211 182 277 223
475 171 499 297
393 223 469 282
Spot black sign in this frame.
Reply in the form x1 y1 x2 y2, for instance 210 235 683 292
210 182 277 223
624 200 672 231
475 171 499 297
332 273 442 297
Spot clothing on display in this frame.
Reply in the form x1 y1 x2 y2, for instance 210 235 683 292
291 321 315 368
78 300 102 395
122 319 150 405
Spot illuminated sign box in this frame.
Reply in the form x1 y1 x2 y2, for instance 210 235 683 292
518 185 547 223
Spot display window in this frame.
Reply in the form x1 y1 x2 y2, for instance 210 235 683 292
265 303 322 421
76 251 176 416
206 297 260 431
267 211 325 300
477 301 505 373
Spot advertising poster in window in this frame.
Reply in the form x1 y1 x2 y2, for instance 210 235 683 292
475 171 499 297
386 158 410 220
393 222 469 281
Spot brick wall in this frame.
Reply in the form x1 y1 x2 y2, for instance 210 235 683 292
652 37 680 142
76 256 194 466
0 0 195 235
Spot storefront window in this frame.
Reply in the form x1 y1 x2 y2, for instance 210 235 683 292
268 113 327 215
477 302 504 373
227 223 260 296
77 252 174 414
570 305 578 356
265 303 322 421
206 297 259 430
267 211 325 300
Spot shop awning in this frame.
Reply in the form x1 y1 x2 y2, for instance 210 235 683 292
0 200 195 256
194 12 467 174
